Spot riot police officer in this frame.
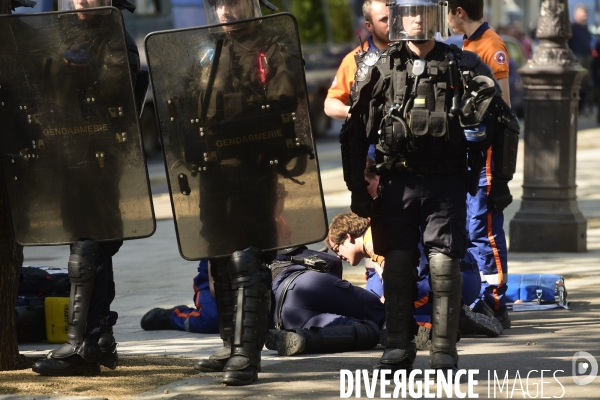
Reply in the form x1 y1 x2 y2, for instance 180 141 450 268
144 0 327 386
0 0 153 376
340 0 502 374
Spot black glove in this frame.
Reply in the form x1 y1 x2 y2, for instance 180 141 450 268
350 187 379 218
487 179 512 213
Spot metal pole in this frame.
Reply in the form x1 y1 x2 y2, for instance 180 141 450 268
509 0 587 252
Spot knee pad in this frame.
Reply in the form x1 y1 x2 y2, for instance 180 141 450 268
382 250 419 283
429 253 462 296
228 247 265 288
68 240 102 284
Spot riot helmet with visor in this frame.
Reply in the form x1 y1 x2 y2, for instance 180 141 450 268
388 0 448 41
59 0 112 11
203 0 262 32
59 0 112 20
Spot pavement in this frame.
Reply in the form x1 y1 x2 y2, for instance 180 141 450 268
5 123 600 399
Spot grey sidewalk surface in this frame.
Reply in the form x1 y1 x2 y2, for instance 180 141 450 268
6 128 600 399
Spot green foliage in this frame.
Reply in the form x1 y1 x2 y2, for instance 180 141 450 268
328 0 354 43
265 0 355 44
292 0 327 43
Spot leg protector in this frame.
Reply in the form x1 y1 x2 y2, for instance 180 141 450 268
195 258 235 373
381 250 418 349
270 320 380 356
429 253 462 370
222 247 271 386
33 241 106 376
375 250 419 372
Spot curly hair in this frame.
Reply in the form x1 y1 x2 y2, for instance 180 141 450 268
328 211 370 246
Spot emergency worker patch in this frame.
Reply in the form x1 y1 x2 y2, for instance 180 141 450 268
493 50 507 65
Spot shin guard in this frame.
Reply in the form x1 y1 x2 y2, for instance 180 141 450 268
195 258 235 372
222 247 271 385
429 253 462 369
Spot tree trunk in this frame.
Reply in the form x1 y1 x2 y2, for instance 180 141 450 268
0 0 25 371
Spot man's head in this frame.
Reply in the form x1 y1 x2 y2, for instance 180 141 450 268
327 211 370 265
204 0 262 30
388 0 448 41
363 0 390 46
574 6 588 26
61 0 109 20
447 0 483 34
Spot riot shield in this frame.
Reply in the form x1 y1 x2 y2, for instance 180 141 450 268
0 8 155 245
146 13 327 259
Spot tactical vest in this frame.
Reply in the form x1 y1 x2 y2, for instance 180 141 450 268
355 42 472 174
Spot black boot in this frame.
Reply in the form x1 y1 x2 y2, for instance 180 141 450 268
141 306 187 330
374 250 419 373
33 241 110 376
267 320 380 356
195 259 235 373
221 248 271 386
429 253 462 374
460 304 503 337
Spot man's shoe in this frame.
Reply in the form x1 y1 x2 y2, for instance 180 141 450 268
265 329 306 356
265 329 280 351
472 301 495 318
413 325 431 351
140 305 187 330
222 355 260 386
494 309 512 329
194 346 231 372
460 305 503 337
374 344 416 374
32 354 101 376
222 365 259 386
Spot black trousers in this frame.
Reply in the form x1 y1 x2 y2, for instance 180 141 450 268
374 172 467 259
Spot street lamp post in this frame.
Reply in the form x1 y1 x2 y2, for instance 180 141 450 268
510 0 587 252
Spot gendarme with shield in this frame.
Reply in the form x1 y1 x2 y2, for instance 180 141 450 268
145 0 327 386
0 0 154 376
340 0 514 376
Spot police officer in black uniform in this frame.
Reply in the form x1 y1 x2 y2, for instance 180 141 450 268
340 0 504 374
26 0 149 376
181 0 311 386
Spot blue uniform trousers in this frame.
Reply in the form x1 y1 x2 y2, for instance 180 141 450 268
366 250 481 328
467 165 509 313
273 265 385 330
170 260 219 333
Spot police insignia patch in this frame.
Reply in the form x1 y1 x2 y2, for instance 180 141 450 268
493 50 507 65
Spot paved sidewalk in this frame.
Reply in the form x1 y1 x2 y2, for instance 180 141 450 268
9 129 600 399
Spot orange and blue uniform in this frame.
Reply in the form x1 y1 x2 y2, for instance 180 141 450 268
463 22 510 316
171 260 219 333
363 227 482 329
327 35 378 159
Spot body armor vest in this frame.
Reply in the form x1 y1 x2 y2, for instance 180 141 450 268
354 42 471 174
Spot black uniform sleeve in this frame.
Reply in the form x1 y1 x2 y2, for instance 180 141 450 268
340 64 382 191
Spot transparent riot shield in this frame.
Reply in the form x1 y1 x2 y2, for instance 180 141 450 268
0 8 155 245
146 13 327 259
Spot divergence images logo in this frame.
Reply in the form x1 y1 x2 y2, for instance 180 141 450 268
572 351 598 385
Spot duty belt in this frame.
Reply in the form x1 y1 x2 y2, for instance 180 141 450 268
372 157 466 176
